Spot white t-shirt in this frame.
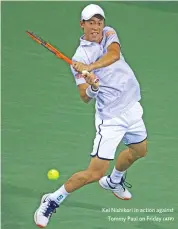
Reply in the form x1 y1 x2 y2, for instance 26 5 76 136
70 26 141 119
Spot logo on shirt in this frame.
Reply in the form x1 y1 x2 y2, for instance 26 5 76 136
75 73 84 79
106 31 116 37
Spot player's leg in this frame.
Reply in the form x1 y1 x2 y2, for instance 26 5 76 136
34 156 109 228
64 156 110 192
115 139 147 172
99 102 147 199
34 114 125 228
114 102 147 174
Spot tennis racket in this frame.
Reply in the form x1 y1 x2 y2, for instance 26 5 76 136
26 31 98 82
26 30 72 65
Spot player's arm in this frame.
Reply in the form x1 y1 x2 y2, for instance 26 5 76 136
71 57 99 103
78 83 91 103
90 42 120 70
73 43 120 72
73 28 121 73
78 72 99 103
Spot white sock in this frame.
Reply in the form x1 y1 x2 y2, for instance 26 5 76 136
50 185 70 205
108 167 125 186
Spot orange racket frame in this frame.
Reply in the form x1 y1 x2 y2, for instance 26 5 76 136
26 31 72 65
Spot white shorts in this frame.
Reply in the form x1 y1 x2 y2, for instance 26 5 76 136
90 102 147 160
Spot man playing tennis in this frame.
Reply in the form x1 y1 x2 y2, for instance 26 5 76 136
34 4 147 228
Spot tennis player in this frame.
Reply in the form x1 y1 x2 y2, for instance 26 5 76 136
34 4 147 228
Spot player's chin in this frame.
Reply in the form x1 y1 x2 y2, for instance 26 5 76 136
90 36 100 43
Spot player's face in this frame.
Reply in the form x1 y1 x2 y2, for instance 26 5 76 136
80 16 104 43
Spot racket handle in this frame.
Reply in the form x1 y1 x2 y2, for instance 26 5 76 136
82 70 89 75
82 70 99 83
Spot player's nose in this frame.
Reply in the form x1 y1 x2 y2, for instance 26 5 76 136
92 24 99 30
92 28 99 33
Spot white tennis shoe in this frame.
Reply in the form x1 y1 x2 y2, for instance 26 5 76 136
34 193 59 228
99 175 132 200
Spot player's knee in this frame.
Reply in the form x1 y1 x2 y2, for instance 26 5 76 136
129 148 147 161
140 141 148 157
130 140 148 159
137 145 147 158
142 146 147 157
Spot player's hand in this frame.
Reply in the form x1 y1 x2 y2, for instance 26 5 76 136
82 71 99 89
72 62 94 73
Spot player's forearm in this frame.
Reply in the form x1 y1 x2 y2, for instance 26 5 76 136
79 90 91 103
81 87 98 103
78 73 99 103
90 51 120 70
78 84 92 103
82 94 92 103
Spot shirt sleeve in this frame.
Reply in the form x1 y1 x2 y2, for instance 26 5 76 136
104 27 121 49
70 48 87 86
70 65 86 86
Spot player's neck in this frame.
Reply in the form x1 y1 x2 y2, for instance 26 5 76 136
83 35 103 44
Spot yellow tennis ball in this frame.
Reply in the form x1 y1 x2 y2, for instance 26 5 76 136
47 169 59 180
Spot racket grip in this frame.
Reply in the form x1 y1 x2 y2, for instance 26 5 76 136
82 70 90 75
82 70 99 83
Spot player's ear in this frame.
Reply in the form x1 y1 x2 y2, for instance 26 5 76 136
80 20 85 29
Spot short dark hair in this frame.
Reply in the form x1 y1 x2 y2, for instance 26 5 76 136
92 14 105 20
83 14 105 22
